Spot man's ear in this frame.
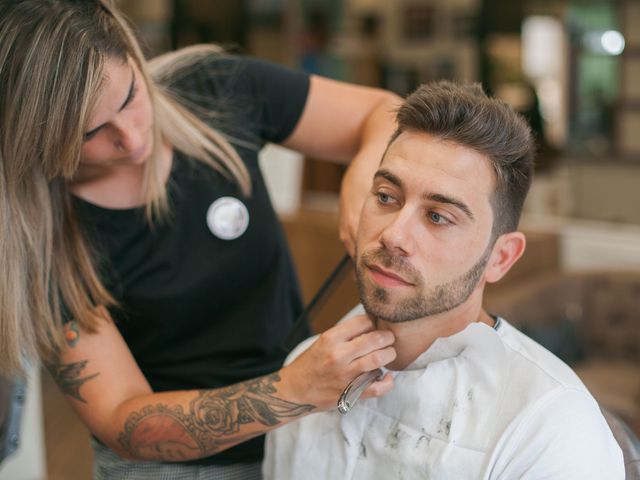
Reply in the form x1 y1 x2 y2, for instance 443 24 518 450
484 232 526 284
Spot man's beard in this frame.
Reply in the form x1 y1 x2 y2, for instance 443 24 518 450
355 243 493 323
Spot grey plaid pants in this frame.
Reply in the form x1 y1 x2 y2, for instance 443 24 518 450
92 439 262 480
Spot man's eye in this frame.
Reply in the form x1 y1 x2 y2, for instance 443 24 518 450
429 212 449 225
377 192 392 204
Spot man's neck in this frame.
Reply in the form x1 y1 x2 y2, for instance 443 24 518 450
376 295 494 371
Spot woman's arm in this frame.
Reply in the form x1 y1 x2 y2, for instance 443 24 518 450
49 310 395 462
282 75 402 256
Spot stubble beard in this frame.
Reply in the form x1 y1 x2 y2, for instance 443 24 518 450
356 244 493 323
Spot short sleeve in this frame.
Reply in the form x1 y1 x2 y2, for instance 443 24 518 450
489 388 625 479
239 57 310 143
166 54 311 145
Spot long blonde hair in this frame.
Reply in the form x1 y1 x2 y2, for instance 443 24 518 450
0 0 251 375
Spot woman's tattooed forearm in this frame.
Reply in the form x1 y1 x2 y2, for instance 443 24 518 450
50 359 99 403
118 373 315 461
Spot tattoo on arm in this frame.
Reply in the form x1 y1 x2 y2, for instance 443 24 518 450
118 373 315 461
50 360 100 404
48 321 98 403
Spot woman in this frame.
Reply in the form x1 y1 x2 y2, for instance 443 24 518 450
0 0 400 478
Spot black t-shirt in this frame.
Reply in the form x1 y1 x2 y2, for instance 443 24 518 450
74 55 310 465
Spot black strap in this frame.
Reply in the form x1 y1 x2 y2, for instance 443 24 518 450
280 254 352 354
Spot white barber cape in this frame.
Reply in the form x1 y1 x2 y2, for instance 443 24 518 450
264 306 624 480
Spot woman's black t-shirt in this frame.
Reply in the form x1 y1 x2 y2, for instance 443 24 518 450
74 55 311 465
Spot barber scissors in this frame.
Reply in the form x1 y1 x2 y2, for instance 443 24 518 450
280 254 385 415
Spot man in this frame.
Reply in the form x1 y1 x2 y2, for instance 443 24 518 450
263 81 624 479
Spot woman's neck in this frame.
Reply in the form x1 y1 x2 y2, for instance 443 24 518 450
70 163 146 208
70 141 172 209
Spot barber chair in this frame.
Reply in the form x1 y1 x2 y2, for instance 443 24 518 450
602 407 640 479
486 271 640 428
485 271 640 479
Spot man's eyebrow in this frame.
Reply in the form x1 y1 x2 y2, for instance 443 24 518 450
425 192 475 221
374 169 404 189
84 66 135 137
374 168 475 220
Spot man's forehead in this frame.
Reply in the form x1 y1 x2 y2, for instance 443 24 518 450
378 131 496 215
381 131 496 189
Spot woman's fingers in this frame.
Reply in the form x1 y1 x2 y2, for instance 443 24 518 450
338 210 357 258
314 316 394 375
279 314 396 410
321 314 376 342
342 329 395 366
350 345 396 374
359 372 394 400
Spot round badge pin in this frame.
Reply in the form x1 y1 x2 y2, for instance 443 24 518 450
206 196 250 240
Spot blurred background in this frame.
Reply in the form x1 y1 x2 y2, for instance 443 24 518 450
2 0 640 478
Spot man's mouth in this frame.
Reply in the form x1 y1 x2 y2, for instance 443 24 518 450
366 264 415 288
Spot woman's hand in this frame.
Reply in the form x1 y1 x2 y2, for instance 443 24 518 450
338 152 375 257
281 76 401 257
277 314 396 411
338 92 401 256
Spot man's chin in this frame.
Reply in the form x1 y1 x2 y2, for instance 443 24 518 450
361 298 422 324
358 277 425 323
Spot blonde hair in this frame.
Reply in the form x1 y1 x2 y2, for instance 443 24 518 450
0 0 251 375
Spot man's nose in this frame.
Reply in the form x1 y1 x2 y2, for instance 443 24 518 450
379 208 415 256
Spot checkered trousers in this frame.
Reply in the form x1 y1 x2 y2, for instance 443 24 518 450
91 439 262 480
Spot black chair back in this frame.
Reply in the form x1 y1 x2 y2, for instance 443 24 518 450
602 407 640 479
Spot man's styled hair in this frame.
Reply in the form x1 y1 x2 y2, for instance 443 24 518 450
389 81 535 237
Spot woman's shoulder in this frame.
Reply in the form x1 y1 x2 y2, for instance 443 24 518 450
148 45 310 141
150 45 306 97
149 45 245 92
